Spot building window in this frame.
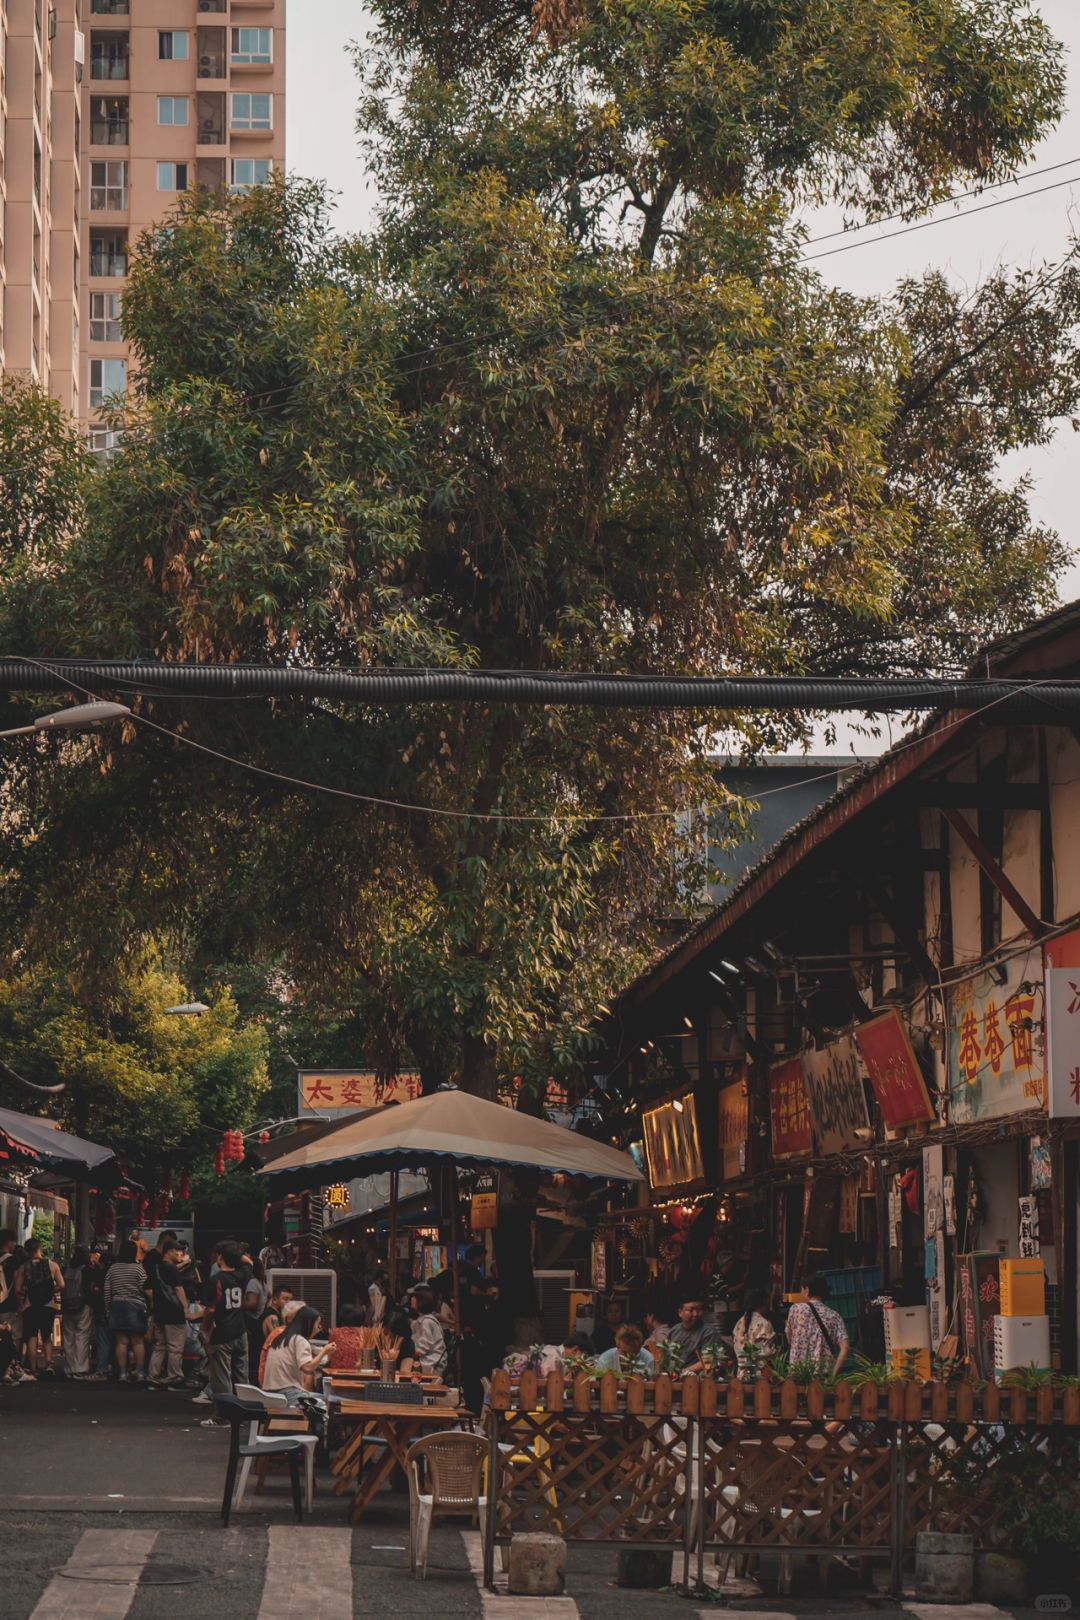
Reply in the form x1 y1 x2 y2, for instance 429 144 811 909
90 95 128 144
157 162 190 192
157 96 189 126
89 228 128 277
90 0 129 13
230 92 271 131
89 357 127 408
90 291 122 343
230 158 272 193
159 30 189 61
230 27 271 65
89 160 128 210
88 426 123 459
90 31 129 78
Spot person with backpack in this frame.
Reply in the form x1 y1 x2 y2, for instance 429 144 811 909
15 1238 64 1378
61 1246 94 1378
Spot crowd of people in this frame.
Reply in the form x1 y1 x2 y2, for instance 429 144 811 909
1 1219 850 1409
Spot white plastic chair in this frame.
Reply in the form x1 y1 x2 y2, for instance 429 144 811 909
233 1384 317 1511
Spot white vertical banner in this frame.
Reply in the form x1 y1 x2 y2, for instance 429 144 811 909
923 1143 946 1350
1045 946 1080 1118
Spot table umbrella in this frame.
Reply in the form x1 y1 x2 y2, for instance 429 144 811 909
256 1085 643 1333
0 1104 119 1180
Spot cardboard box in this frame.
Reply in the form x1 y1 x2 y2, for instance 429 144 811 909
999 1257 1045 1317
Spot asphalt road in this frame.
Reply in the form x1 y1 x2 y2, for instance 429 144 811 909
0 1380 1066 1620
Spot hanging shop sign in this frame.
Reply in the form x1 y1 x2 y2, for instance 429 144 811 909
769 1058 814 1159
642 1092 705 1193
947 948 1045 1123
324 1182 350 1213
955 1251 1001 1378
839 1175 858 1235
470 1174 499 1231
717 1074 749 1181
297 1069 422 1117
1018 1195 1040 1257
1044 928 1080 1118
1030 1136 1052 1190
923 1144 946 1351
801 1035 872 1157
855 1010 936 1131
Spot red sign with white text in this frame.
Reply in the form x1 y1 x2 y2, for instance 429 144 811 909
855 1011 935 1130
769 1059 813 1159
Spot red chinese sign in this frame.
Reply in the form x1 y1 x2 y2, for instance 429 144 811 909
1045 927 1080 1119
769 1059 813 1159
854 1010 935 1131
297 1070 421 1116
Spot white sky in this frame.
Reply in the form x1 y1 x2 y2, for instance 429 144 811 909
286 0 1080 751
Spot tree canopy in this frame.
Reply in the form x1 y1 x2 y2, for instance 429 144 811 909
0 0 1077 1103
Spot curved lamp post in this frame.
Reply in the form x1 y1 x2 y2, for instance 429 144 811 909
0 700 131 739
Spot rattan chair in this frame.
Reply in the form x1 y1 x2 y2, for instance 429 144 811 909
406 1430 489 1580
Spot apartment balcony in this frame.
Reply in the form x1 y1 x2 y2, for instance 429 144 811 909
196 0 227 10
197 92 226 146
89 34 130 81
90 1 130 14
197 27 227 80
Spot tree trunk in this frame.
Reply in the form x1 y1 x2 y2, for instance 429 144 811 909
461 1031 499 1100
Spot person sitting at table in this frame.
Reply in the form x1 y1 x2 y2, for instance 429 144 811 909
592 1323 653 1376
408 1286 447 1376
386 1306 416 1375
262 1304 333 1392
664 1292 721 1374
257 1299 303 1385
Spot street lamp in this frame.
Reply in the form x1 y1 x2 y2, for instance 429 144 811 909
0 700 131 739
164 1002 210 1016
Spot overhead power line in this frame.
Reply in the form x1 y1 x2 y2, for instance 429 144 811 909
1 658 1078 715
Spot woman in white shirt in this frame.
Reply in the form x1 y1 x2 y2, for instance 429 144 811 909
408 1285 447 1376
262 1305 332 1392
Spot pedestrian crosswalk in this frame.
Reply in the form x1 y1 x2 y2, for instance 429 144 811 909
30 1530 159 1620
11 1526 1037 1620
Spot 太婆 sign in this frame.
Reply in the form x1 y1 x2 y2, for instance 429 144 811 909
769 1058 813 1159
855 1010 935 1131
298 1069 421 1117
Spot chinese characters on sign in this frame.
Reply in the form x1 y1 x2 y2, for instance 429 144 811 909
801 1035 872 1156
769 1059 813 1159
324 1182 350 1212
854 1010 935 1130
1018 1195 1040 1257
947 949 1045 1123
297 1070 422 1117
718 1074 749 1180
1044 928 1080 1118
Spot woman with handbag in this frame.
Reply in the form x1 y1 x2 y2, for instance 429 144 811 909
785 1273 850 1377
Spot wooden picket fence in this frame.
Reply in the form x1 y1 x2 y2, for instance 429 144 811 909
482 1369 1080 1592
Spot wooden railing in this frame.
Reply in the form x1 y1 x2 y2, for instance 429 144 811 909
483 1370 1080 1592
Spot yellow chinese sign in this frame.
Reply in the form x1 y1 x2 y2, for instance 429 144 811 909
948 949 1045 1122
325 1183 350 1211
298 1070 422 1116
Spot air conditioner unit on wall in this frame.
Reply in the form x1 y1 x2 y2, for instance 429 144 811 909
266 1267 338 1330
533 1270 576 1344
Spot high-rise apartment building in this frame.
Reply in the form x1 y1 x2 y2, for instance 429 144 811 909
0 0 284 433
2 0 83 415
82 0 285 444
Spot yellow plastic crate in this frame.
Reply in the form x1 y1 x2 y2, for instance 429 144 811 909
999 1257 1045 1317
890 1348 932 1381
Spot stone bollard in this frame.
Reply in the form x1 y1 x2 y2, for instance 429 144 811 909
616 1548 674 1588
975 1551 1028 1604
508 1532 566 1596
915 1530 975 1602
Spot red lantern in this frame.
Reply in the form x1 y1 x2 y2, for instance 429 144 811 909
258 1129 270 1145
178 1172 191 1202
214 1149 225 1177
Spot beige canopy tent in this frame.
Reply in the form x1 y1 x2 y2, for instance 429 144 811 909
256 1086 644 1190
256 1085 644 1323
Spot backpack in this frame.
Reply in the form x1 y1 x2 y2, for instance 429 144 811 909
27 1258 55 1308
62 1263 84 1312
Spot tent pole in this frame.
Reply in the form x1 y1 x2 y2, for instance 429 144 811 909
449 1158 462 1386
389 1170 399 1303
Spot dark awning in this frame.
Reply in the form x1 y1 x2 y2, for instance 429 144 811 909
0 1105 119 1181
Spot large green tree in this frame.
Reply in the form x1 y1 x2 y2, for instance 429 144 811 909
0 0 1077 1123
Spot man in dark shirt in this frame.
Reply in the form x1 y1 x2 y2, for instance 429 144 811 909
148 1236 189 1386
200 1241 249 1423
82 1245 112 1379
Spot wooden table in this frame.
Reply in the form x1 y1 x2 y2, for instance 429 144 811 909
331 1401 467 1522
